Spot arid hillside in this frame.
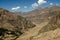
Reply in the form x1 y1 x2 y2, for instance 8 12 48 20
0 6 60 40
0 8 35 40
31 8 60 40
26 6 60 24
17 6 60 24
16 6 60 40
38 10 60 33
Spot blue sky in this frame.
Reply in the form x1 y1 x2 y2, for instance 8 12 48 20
0 0 60 12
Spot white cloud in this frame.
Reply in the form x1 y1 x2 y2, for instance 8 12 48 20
11 6 20 11
24 6 27 8
38 0 47 5
50 3 53 5
32 0 47 8
32 3 38 8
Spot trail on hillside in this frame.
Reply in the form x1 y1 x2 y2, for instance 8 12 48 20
16 21 49 40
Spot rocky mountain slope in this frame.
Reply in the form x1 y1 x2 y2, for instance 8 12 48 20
0 8 35 40
27 6 60 24
31 9 60 40
17 6 60 24
16 6 60 40
38 10 60 33
0 6 60 40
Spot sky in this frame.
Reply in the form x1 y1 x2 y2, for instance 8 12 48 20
0 0 60 12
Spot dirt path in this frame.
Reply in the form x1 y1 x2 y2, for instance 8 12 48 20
16 22 49 40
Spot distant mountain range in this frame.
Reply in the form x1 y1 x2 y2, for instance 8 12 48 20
16 6 60 24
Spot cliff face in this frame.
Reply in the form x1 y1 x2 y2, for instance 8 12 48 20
0 8 35 40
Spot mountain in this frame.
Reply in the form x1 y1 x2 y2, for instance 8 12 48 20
38 9 60 33
17 6 60 24
0 8 35 40
27 6 60 24
31 7 60 40
16 6 60 40
14 12 27 16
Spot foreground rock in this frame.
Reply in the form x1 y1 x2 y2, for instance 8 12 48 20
0 8 35 40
